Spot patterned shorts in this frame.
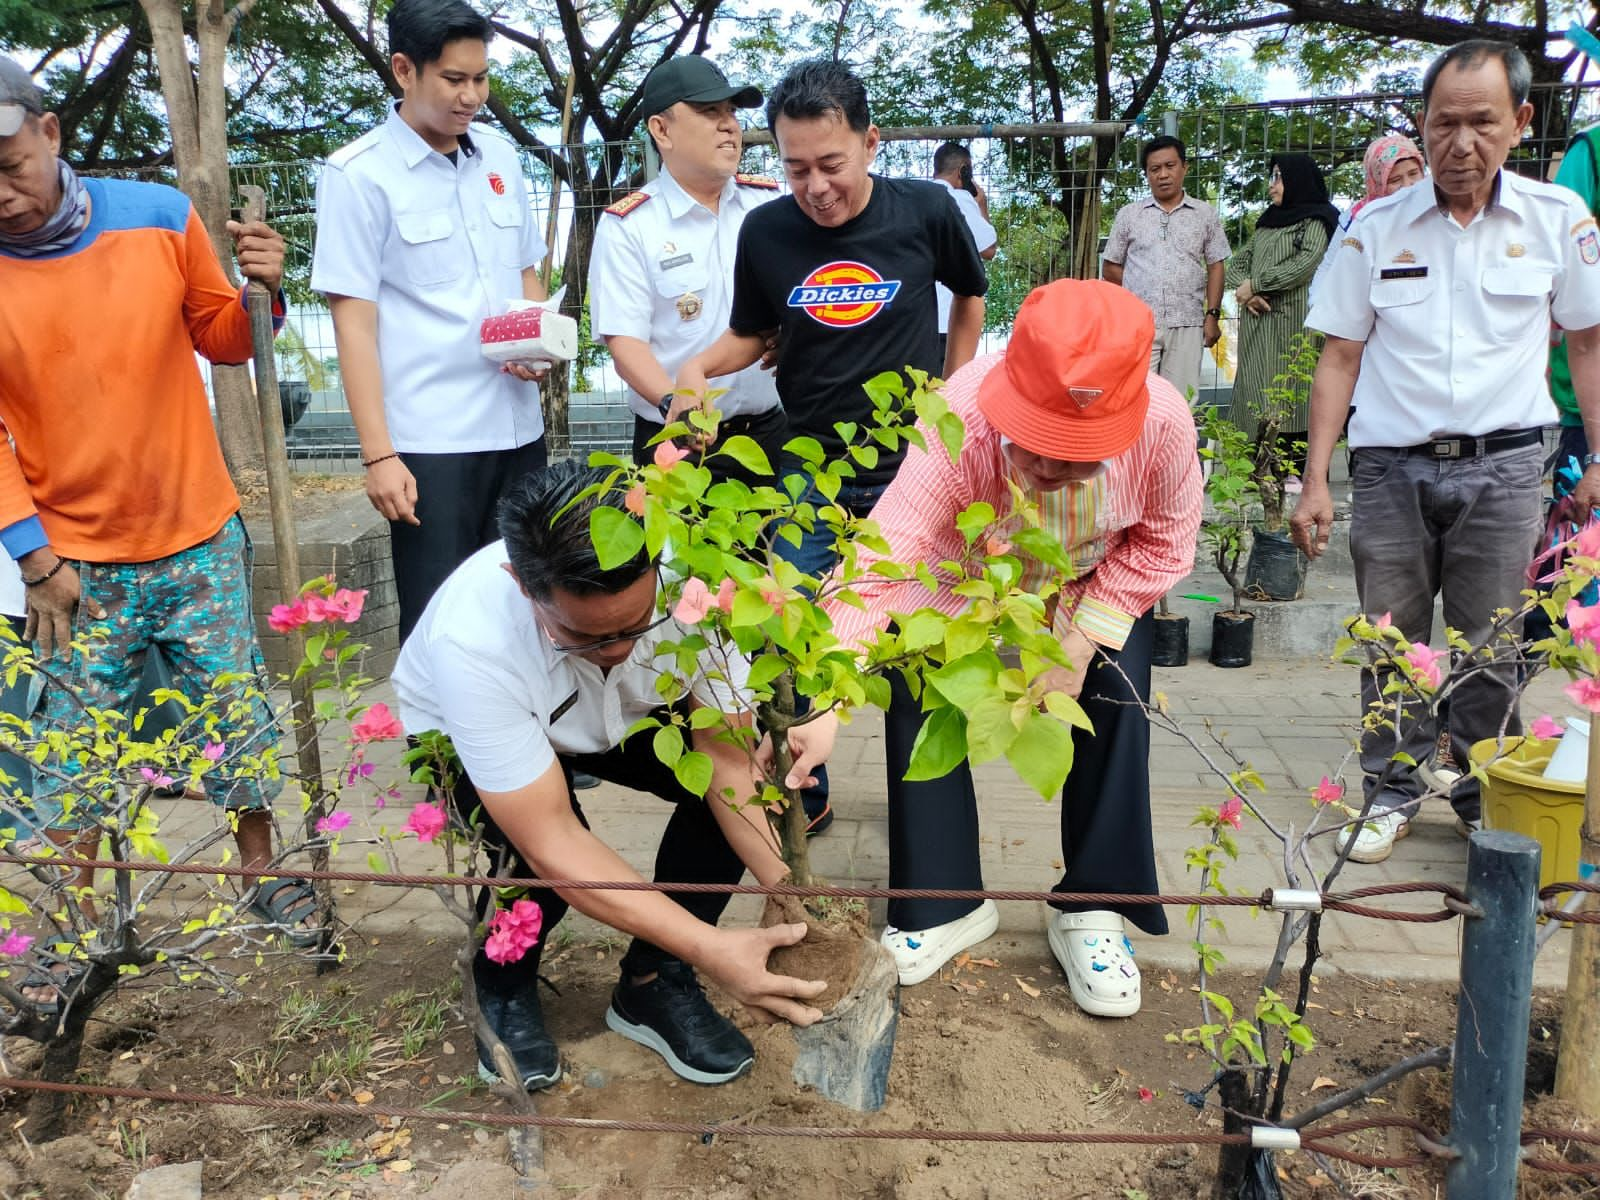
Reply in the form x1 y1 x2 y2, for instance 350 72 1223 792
32 516 280 829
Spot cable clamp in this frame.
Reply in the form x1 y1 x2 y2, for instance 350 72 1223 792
1251 1127 1301 1151
1264 888 1322 913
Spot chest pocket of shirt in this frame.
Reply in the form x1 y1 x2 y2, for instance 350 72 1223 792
1482 267 1554 344
655 265 711 322
395 209 461 287
486 199 527 269
1368 275 1435 312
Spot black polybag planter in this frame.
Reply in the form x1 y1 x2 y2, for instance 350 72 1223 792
1151 614 1190 667
1210 611 1255 668
1243 528 1307 601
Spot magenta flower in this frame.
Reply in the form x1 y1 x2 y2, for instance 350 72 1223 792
404 801 447 843
1530 714 1565 740
1565 677 1600 712
1137 1086 1154 1103
673 577 713 625
1312 776 1344 805
344 758 375 787
653 441 690 470
201 741 226 762
139 767 174 789
316 811 352 835
0 931 32 957
483 898 543 964
1573 521 1600 561
1569 599 1600 649
1402 643 1446 690
351 702 404 744
1218 795 1244 829
268 599 310 633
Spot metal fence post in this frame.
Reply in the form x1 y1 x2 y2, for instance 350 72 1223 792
1447 829 1542 1198
1162 110 1178 138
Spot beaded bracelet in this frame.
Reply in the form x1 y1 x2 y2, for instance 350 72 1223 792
21 558 66 588
362 452 401 469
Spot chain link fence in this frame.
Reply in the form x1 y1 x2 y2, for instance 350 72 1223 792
183 82 1600 468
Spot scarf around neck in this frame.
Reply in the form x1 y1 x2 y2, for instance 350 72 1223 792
0 159 89 257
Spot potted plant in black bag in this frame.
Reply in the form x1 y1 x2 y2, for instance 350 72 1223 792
1243 333 1320 601
1199 407 1258 667
1151 592 1190 666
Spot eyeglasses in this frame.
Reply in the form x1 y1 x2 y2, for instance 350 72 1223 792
1270 168 1283 181
534 573 672 655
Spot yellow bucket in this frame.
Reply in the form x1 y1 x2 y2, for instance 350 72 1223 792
1469 736 1584 892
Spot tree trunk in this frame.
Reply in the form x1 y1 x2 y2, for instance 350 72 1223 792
1211 1066 1255 1198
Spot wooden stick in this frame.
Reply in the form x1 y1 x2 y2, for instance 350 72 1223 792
1556 714 1600 1114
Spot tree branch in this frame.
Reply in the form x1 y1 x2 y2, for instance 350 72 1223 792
1284 1044 1451 1128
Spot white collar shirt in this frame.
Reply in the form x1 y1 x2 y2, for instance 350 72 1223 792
589 168 781 422
391 542 751 795
311 104 548 453
1307 168 1600 448
1102 192 1231 328
932 179 997 334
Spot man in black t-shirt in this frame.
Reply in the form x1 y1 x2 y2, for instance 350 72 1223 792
676 57 987 832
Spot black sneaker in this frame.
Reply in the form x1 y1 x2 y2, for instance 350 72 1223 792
475 978 561 1091
604 960 753 1085
570 770 601 791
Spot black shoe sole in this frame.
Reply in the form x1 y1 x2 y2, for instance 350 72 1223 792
604 1003 752 1085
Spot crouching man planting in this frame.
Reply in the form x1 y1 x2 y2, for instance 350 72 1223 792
391 460 832 1091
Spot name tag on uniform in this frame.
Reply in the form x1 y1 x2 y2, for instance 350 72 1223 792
549 689 580 724
659 253 693 271
1379 266 1428 280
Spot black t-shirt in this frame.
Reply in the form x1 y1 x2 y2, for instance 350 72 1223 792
728 175 989 485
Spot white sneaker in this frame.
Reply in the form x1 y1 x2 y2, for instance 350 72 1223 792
880 900 999 986
1337 808 1412 864
1048 910 1141 1018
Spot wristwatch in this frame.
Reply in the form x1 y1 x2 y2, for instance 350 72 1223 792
657 392 674 419
1204 307 1223 319
1584 453 1600 469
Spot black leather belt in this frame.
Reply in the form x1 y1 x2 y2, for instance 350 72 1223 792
1405 428 1543 459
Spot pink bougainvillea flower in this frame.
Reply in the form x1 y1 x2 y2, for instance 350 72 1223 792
1373 611 1395 633
985 536 1013 557
653 440 690 470
321 588 367 624
1312 776 1344 805
351 702 404 743
403 801 447 843
1573 520 1600 561
344 758 375 787
302 593 334 623
714 578 736 613
674 577 714 624
1138 1086 1154 1103
1569 599 1600 649
624 483 647 516
0 931 33 957
201 741 226 761
1402 643 1446 690
1530 714 1565 740
268 599 310 633
759 579 786 616
1218 795 1244 829
484 899 543 964
316 811 352 835
1566 677 1600 712
139 767 174 789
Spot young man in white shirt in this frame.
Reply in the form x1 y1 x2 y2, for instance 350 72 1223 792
312 0 550 645
393 460 835 1091
929 142 997 361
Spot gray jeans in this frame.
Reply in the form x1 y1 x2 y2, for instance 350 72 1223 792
1349 442 1544 819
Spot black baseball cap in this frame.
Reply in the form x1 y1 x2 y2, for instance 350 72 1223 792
639 56 761 120
0 58 44 139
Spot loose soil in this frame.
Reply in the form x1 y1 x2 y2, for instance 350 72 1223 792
0 933 1592 1199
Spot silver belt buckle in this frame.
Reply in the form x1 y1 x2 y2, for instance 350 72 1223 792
1433 439 1461 458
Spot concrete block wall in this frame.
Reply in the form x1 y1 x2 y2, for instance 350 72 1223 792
245 496 398 680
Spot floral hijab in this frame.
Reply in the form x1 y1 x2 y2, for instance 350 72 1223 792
1350 134 1424 218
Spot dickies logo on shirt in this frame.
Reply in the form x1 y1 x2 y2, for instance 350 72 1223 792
487 172 506 196
786 261 901 327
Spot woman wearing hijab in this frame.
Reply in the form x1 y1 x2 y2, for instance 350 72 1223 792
1309 134 1425 305
1224 152 1340 476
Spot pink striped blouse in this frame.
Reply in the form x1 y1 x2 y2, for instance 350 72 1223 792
824 352 1203 652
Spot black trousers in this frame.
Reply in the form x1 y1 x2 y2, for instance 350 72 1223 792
450 709 746 991
631 405 788 489
884 610 1168 936
389 439 548 644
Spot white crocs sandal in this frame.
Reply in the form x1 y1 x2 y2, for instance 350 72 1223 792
1048 909 1141 1018
880 900 999 987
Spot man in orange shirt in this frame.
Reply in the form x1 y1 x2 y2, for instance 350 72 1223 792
0 58 319 1007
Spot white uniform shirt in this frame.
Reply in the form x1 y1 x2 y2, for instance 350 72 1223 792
933 179 997 334
589 168 782 423
392 542 751 794
311 105 548 454
1308 168 1600 449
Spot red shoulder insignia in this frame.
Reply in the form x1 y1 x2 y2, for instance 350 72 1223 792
735 173 780 190
605 190 652 218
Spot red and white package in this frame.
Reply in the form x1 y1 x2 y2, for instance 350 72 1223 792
480 306 579 366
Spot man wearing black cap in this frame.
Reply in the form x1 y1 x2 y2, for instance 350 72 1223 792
590 56 787 479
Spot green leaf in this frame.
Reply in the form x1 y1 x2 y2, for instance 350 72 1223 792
673 750 715 797
964 697 1021 764
747 654 788 691
904 706 968 781
925 649 1004 710
900 610 946 652
1042 691 1093 732
943 619 989 661
1006 711 1075 799
783 435 824 466
731 589 774 628
688 706 727 730
652 725 685 768
712 434 773 477
590 506 645 570
955 501 997 543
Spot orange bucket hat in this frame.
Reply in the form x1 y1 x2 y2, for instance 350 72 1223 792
977 279 1155 461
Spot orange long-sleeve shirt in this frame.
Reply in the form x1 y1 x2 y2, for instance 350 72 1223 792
0 177 255 562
